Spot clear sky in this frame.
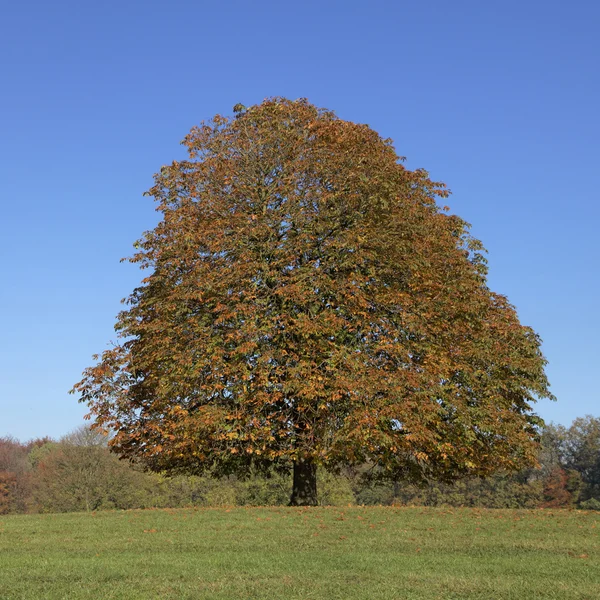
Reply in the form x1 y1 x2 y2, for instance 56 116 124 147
1 0 598 441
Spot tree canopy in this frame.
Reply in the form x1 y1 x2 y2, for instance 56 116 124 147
73 98 553 505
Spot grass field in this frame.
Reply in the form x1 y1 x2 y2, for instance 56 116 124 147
0 507 598 599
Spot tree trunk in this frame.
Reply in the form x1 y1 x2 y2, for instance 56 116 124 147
289 458 318 506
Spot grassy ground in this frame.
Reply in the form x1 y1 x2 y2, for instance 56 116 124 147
0 506 598 599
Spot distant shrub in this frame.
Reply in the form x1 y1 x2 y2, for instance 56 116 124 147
579 497 600 511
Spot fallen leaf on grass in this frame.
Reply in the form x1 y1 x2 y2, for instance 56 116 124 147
567 552 589 559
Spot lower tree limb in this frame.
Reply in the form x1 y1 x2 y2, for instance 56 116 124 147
289 458 318 506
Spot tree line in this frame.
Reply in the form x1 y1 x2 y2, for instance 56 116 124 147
1 416 598 514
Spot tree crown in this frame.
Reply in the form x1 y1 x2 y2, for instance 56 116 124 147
74 98 553 488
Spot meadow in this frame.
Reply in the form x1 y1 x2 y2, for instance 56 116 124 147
0 507 598 599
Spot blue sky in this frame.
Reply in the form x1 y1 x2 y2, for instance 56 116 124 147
1 0 598 441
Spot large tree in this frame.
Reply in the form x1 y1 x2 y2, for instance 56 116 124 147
73 98 553 505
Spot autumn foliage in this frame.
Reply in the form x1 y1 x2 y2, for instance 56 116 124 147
73 98 552 505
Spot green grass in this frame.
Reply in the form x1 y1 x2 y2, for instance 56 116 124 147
0 507 598 599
